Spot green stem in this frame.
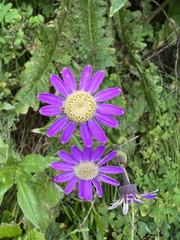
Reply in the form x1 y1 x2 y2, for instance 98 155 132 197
131 201 135 240
88 0 95 68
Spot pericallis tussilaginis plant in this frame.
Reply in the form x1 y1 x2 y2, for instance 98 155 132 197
38 65 158 212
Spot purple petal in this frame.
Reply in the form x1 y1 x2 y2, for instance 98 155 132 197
90 145 105 162
128 194 135 199
78 180 85 199
94 88 121 102
58 150 77 165
50 162 73 171
99 166 124 174
141 192 157 199
61 121 76 144
79 65 92 91
98 150 117 166
80 122 93 147
84 180 93 202
91 178 103 198
88 119 107 144
46 116 69 137
54 172 74 182
97 174 120 186
62 68 77 92
71 146 83 162
94 112 118 128
50 74 71 97
38 93 65 105
64 176 78 194
39 105 62 116
96 104 124 116
87 70 105 94
82 147 92 161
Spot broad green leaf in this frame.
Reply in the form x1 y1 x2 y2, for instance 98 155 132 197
0 169 15 207
35 172 64 208
0 3 12 21
137 221 149 239
0 102 15 111
5 9 19 23
110 0 128 17
0 223 22 239
17 180 40 228
19 154 51 173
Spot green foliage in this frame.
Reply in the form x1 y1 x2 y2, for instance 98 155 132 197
0 0 179 239
0 223 22 239
110 0 129 17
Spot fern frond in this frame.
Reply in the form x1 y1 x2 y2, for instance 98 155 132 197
73 0 115 71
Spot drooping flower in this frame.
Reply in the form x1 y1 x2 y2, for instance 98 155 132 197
108 184 158 214
38 65 124 147
50 145 124 202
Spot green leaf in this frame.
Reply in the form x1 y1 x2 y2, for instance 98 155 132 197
15 25 60 114
0 173 15 205
19 154 52 173
137 221 149 239
0 223 22 239
73 0 115 71
17 180 40 228
0 137 8 164
0 3 12 21
0 102 15 110
110 0 129 17
5 9 19 23
36 177 64 208
23 229 45 240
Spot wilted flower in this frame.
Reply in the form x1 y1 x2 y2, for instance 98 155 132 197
50 145 124 202
38 65 124 147
108 183 158 214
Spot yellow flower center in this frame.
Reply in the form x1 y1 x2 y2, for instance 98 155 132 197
64 91 96 123
74 161 99 180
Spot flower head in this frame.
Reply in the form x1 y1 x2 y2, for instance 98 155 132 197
50 146 124 202
38 65 124 147
108 184 158 214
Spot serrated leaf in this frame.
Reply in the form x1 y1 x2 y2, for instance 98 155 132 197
74 0 115 71
110 0 128 17
0 223 22 239
15 25 59 114
17 180 40 228
19 154 51 173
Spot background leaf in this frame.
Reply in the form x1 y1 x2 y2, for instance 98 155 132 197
110 0 128 17
17 180 40 228
19 154 52 172
0 223 22 239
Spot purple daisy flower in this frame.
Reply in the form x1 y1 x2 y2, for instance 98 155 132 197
50 145 124 202
108 184 158 214
38 65 124 147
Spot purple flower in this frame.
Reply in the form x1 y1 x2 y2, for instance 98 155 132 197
50 145 124 202
38 65 124 147
108 184 158 214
